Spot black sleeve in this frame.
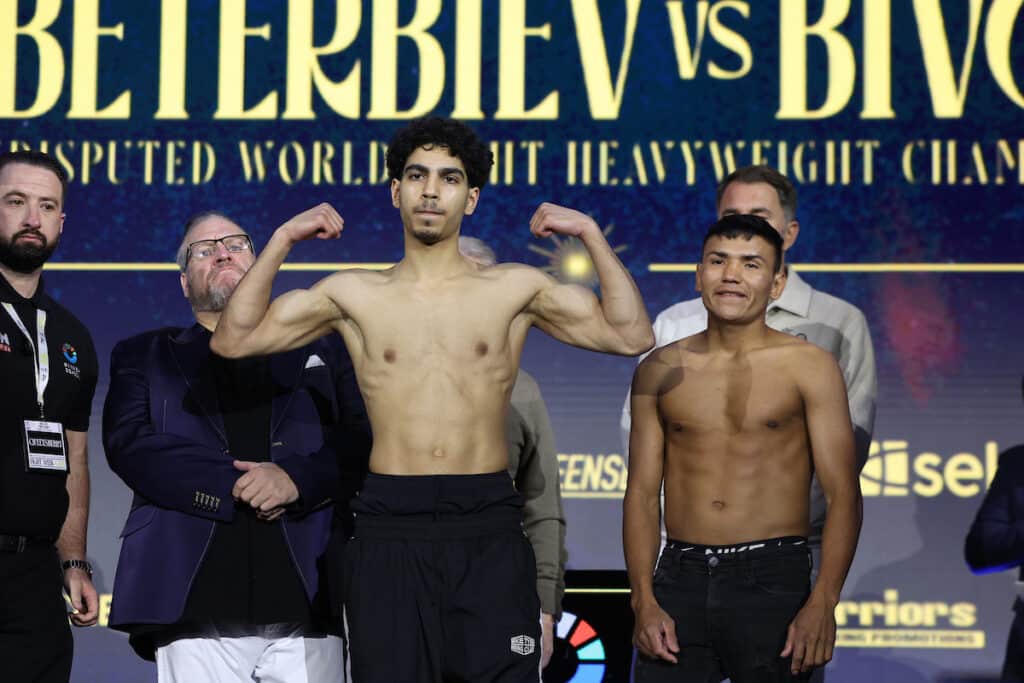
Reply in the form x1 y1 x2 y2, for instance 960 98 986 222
965 446 1024 572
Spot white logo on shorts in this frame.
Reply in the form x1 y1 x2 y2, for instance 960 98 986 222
510 635 535 656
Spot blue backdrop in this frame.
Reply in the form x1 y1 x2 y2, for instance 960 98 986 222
3 1 1023 680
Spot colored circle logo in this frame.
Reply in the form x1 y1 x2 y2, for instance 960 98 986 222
553 611 606 682
62 343 77 364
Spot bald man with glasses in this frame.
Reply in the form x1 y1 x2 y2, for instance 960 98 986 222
103 210 371 681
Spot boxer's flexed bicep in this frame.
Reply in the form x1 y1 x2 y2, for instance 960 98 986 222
212 203 348 358
525 203 653 356
213 273 350 358
527 274 617 351
256 279 348 353
262 204 349 348
277 203 345 243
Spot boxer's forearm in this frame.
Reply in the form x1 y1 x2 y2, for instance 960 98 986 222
579 226 654 354
813 487 862 603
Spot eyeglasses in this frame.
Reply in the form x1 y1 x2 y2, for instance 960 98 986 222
186 234 253 263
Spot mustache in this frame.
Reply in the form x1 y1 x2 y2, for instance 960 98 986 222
208 262 244 278
14 228 47 244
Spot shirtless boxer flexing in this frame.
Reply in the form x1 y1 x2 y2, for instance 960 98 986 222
212 117 654 682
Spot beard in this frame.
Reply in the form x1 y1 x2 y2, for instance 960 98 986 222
195 284 232 312
407 204 449 246
0 230 58 274
411 217 447 246
187 266 241 313
413 226 444 246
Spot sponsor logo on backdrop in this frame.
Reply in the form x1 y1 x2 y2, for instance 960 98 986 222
557 454 628 499
860 440 999 498
836 590 984 649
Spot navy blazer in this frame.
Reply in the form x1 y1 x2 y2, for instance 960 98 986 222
966 445 1024 575
103 324 370 629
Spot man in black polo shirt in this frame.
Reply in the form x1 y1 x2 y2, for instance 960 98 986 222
104 209 370 681
0 150 99 681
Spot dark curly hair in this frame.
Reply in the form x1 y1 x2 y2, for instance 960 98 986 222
386 117 494 190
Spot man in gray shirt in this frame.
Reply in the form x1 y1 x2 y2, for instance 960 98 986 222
621 165 876 679
460 236 568 669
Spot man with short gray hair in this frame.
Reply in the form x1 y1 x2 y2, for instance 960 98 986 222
104 209 370 681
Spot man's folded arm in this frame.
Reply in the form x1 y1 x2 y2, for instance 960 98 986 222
102 342 237 521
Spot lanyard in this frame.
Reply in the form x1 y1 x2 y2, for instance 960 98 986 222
2 303 48 418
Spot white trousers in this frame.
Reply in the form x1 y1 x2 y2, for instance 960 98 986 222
156 624 345 683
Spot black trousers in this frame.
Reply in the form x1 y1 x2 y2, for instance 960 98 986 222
634 538 812 683
0 545 72 683
344 472 541 683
